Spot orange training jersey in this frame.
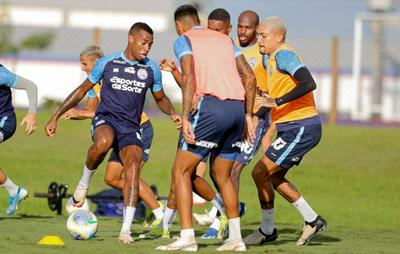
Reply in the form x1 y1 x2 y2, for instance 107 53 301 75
236 40 268 92
264 44 318 123
175 27 245 101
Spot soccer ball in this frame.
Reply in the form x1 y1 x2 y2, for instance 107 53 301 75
65 197 90 215
66 210 98 240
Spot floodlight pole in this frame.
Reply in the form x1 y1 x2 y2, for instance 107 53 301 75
371 20 384 120
352 16 363 119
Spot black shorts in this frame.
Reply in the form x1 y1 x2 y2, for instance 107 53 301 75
108 120 153 163
91 114 143 152
0 113 16 144
266 123 321 170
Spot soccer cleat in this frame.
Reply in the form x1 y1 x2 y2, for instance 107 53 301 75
118 230 134 244
243 228 278 245
72 184 88 207
193 212 213 226
217 215 228 239
155 237 198 252
296 215 327 246
200 228 218 239
139 225 163 239
6 187 28 215
216 238 246 252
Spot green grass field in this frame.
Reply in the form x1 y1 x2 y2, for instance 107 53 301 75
1 111 400 253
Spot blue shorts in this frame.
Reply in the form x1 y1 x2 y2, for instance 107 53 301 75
236 115 270 165
91 113 143 152
0 113 16 144
108 120 153 163
179 95 245 160
266 123 321 170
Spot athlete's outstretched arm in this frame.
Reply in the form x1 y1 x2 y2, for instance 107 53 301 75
152 89 182 126
62 97 98 120
236 54 256 141
180 54 196 144
45 78 95 137
13 75 38 134
159 59 182 87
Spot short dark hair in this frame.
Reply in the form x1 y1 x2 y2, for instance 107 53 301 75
208 8 230 22
129 22 153 35
174 4 200 22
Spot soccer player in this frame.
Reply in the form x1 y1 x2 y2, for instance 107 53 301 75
244 16 327 246
0 64 38 215
62 45 165 232
45 22 181 244
156 5 256 252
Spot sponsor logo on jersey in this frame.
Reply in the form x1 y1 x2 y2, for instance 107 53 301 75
112 59 126 64
137 69 148 80
196 140 218 149
291 157 300 162
124 67 135 74
113 68 119 73
110 76 146 93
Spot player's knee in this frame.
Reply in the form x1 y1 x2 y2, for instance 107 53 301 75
252 161 267 179
94 138 113 153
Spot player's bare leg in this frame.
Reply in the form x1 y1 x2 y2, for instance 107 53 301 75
73 125 114 207
117 144 143 244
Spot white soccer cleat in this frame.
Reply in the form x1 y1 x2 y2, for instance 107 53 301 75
72 184 88 207
118 230 134 244
296 215 327 246
193 212 213 226
216 238 246 252
155 237 198 252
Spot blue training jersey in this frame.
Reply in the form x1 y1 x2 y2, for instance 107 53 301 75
0 64 18 115
88 51 162 133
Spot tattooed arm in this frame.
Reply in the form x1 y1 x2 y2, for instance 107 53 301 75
236 54 257 141
45 78 95 137
180 54 196 144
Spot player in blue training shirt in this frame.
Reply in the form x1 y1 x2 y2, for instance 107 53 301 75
45 22 181 244
0 64 38 215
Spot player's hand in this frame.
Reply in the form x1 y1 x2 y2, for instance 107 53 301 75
245 114 256 143
261 94 278 108
170 113 182 130
62 108 80 120
182 118 195 144
45 118 58 138
159 59 177 72
20 112 36 135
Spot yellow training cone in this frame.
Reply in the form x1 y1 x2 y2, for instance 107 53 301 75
38 235 65 246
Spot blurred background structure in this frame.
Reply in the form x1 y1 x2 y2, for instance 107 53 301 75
1 0 400 123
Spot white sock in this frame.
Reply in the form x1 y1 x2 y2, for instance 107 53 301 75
121 206 136 233
180 228 195 242
152 206 164 220
228 217 242 240
260 208 275 235
292 196 318 223
209 217 221 231
208 206 218 220
78 164 96 188
162 206 176 231
210 193 225 215
1 177 19 196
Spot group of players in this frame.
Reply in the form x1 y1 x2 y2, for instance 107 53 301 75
0 4 327 252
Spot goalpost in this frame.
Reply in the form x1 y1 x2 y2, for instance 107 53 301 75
352 4 400 121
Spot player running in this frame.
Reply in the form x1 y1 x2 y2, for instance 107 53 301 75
62 45 164 231
45 22 181 244
156 5 256 252
0 64 38 215
244 16 327 246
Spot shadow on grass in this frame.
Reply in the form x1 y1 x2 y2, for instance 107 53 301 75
0 214 53 220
